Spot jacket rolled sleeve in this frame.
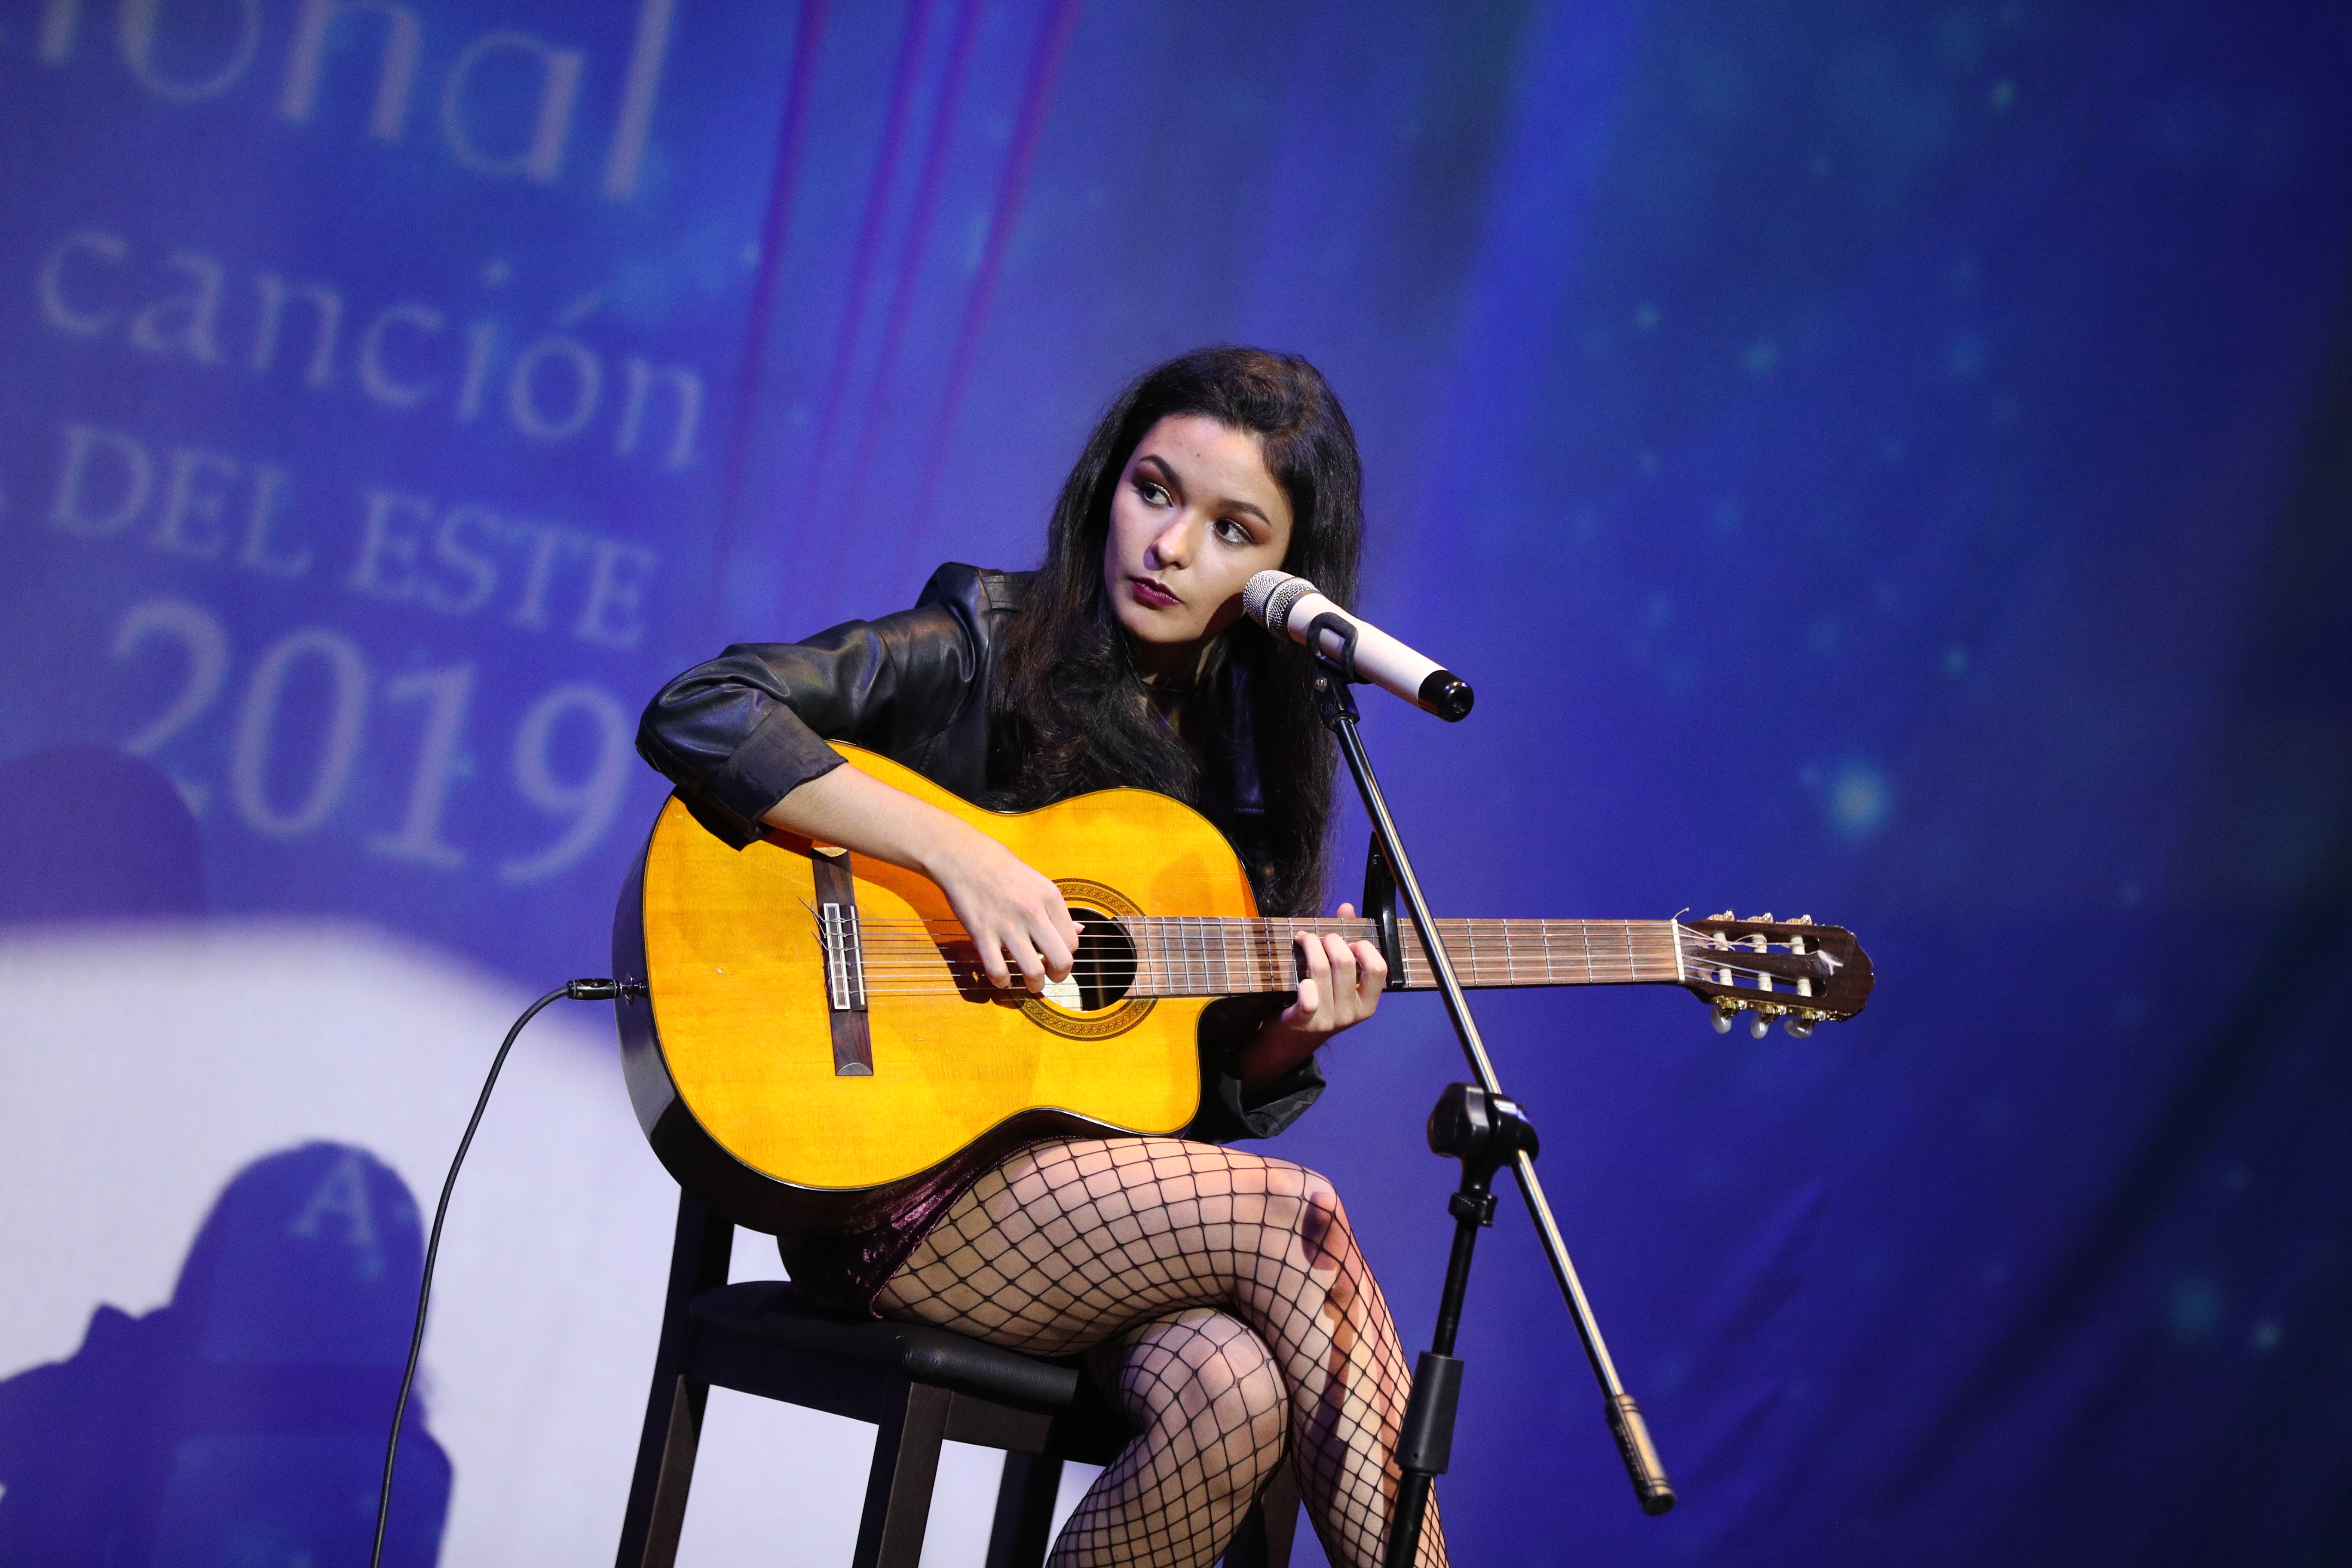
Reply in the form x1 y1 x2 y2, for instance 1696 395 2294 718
635 599 979 848
1183 996 1327 1143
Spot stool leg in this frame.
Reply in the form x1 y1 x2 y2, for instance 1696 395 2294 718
616 1192 734 1568
982 1451 1065 1568
1221 1459 1301 1568
851 1381 953 1568
1257 1461 1300 1568
626 1373 710 1568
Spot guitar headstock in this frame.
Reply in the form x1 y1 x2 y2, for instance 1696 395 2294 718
1678 913 1873 1037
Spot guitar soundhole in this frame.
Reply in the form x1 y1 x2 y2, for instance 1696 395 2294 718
1063 907 1139 1011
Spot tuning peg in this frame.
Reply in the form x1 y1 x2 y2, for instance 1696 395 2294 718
1752 913 1773 924
1712 1004 1737 1034
1708 910 1734 921
1748 1013 1770 1039
1792 914 1815 925
1783 1014 1817 1039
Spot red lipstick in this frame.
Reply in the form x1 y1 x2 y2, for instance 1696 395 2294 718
1130 577 1180 609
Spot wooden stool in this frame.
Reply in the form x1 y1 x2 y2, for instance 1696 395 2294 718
615 1192 1300 1568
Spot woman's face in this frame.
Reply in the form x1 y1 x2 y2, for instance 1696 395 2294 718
1101 413 1295 682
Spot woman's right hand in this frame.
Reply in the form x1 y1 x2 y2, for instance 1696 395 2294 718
762 760 1078 994
920 822 1081 994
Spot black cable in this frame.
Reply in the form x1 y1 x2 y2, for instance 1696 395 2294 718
368 977 641 1568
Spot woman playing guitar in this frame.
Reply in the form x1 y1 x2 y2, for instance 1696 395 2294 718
636 347 1443 1567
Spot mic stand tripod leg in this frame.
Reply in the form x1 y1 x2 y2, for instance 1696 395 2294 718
1311 664 1676 1531
1383 1084 1530 1568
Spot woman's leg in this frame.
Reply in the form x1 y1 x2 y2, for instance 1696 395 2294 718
872 1137 1445 1568
1058 1308 1288 1567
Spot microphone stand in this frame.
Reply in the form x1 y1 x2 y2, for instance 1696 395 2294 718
1305 647 1675 1566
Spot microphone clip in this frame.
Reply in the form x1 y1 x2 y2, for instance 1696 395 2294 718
1311 654 1365 731
1304 610 1365 686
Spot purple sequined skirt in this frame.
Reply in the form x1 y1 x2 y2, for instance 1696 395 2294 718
775 1136 1060 1318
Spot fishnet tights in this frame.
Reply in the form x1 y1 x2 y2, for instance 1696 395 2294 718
873 1137 1446 1568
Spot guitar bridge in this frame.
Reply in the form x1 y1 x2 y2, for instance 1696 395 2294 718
820 902 867 1014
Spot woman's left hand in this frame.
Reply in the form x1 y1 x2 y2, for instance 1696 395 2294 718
1237 902 1387 1089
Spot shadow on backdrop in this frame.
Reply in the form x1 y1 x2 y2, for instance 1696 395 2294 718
0 1143 449 1567
0 746 203 924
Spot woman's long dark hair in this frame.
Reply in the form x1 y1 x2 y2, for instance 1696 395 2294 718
991 346 1363 917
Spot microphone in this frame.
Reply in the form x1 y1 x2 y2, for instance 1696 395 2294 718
1243 571 1474 721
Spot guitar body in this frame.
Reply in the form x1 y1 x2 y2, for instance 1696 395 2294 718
612 745 1254 1235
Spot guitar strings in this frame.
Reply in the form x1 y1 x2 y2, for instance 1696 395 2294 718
841 937 1730 993
841 930 1763 978
842 947 1699 969
843 927 1687 961
844 915 1697 936
843 922 1697 946
814 911 1813 979
845 918 1771 968
812 950 1770 994
801 912 1802 995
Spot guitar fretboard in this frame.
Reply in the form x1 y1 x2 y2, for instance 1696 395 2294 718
1123 917 1688 998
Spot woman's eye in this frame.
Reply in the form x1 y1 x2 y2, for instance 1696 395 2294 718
1214 518 1251 544
1137 480 1170 506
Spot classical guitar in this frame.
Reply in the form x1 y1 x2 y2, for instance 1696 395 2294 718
612 744 1872 1234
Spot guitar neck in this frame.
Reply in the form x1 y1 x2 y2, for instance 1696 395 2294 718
1124 917 1686 997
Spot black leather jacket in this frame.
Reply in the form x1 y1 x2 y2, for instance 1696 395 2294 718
635 563 1322 1142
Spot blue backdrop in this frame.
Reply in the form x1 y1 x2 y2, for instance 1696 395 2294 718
3 1 2348 1563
